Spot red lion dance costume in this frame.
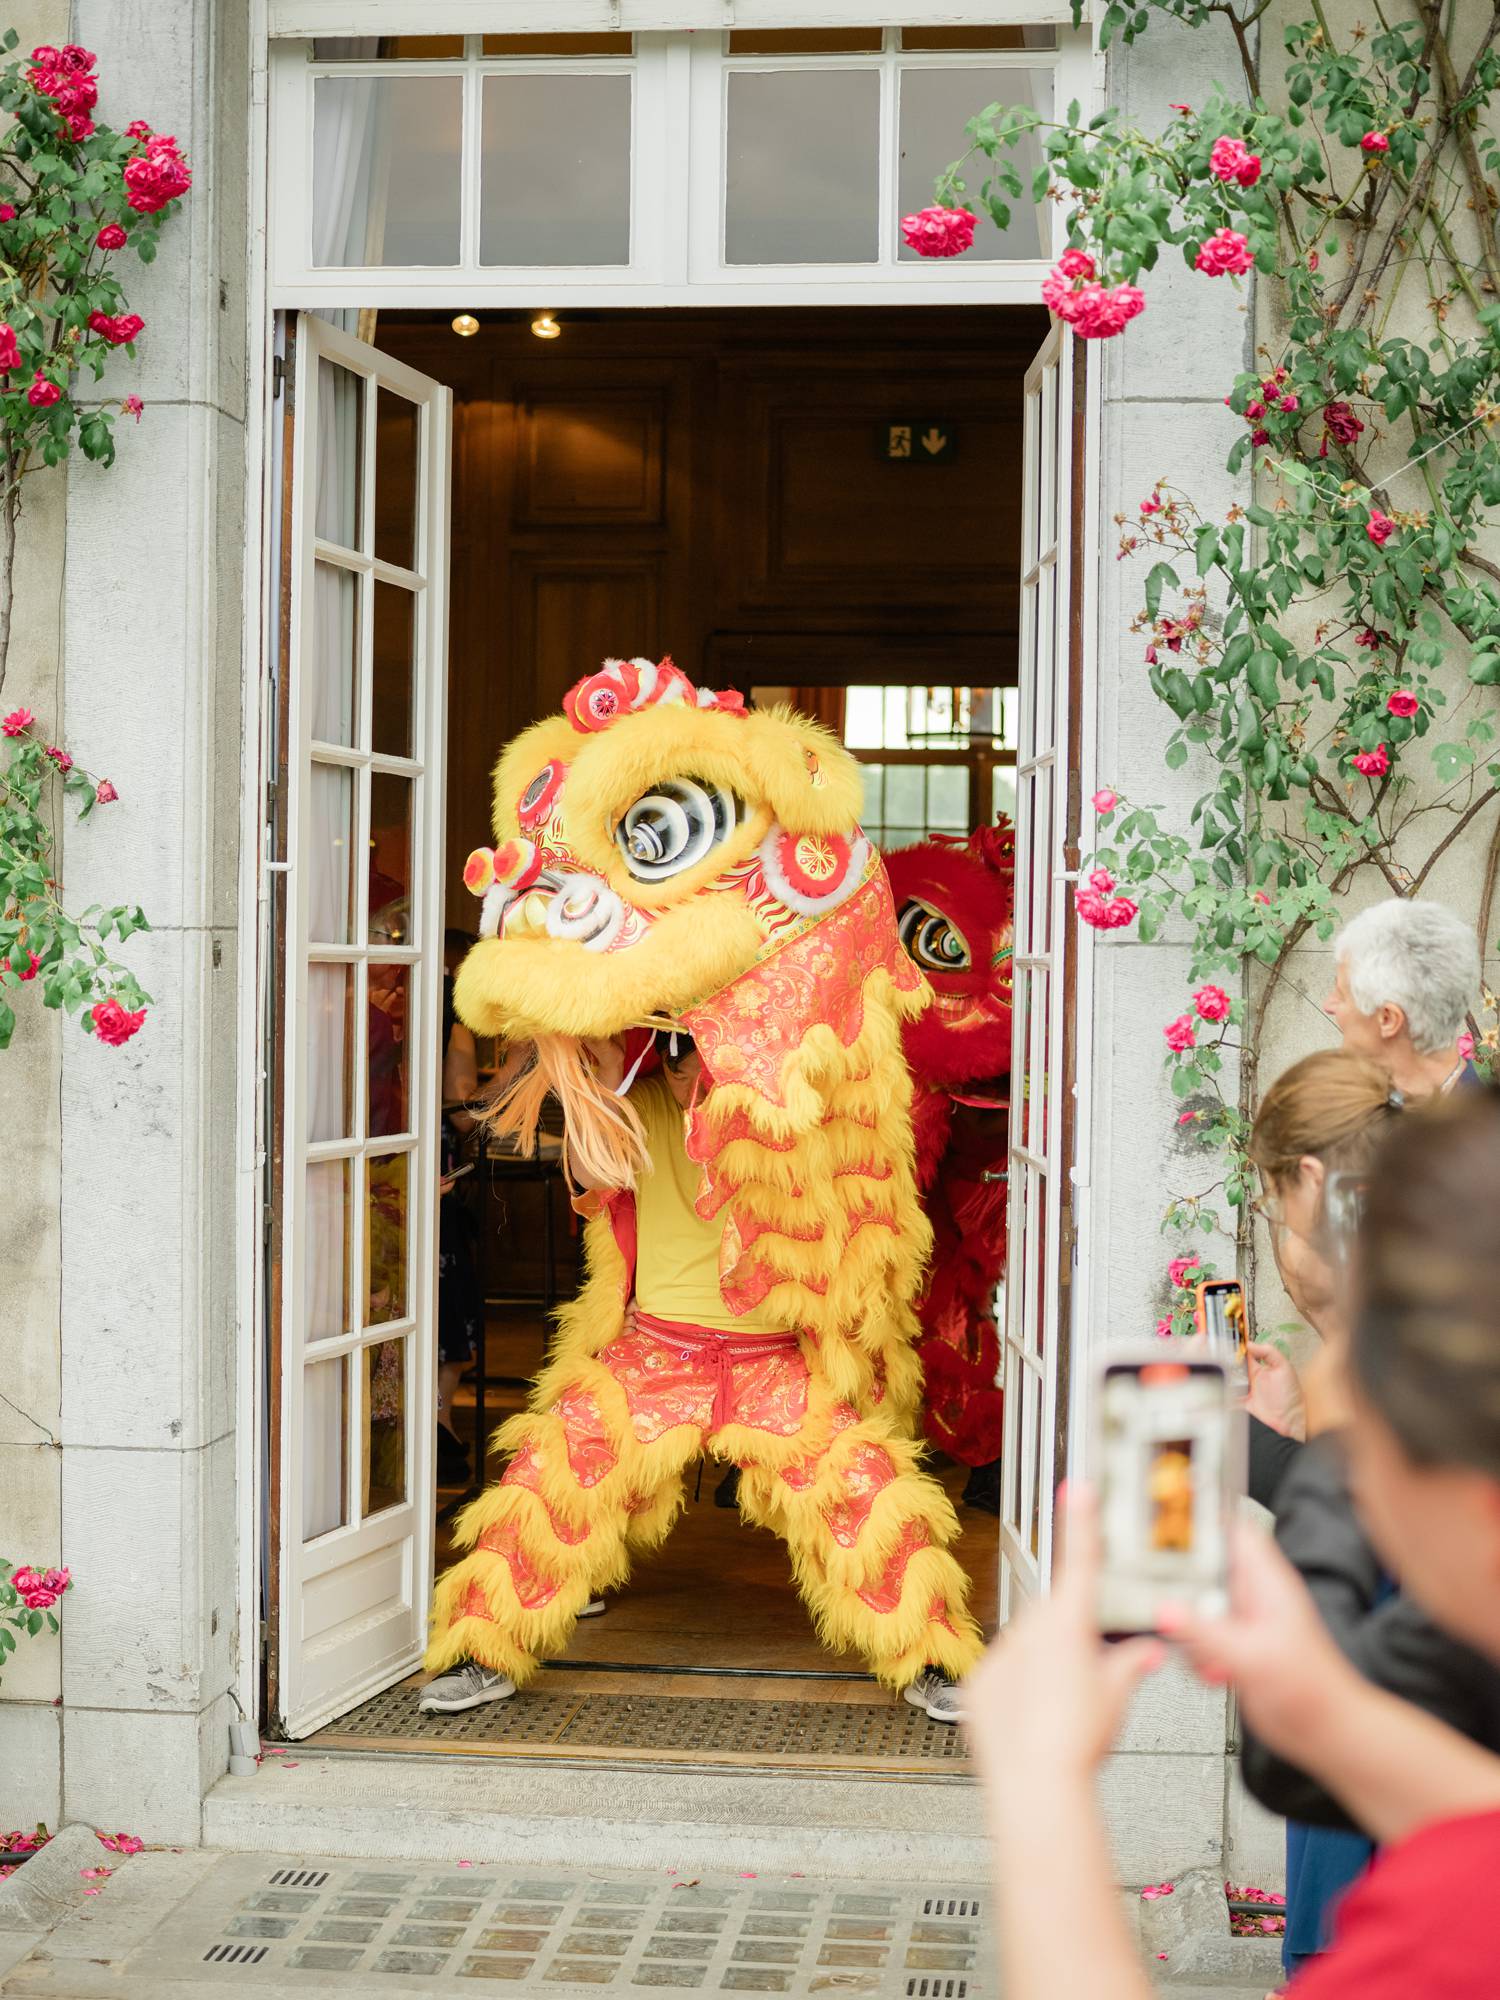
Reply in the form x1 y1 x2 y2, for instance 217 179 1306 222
885 824 1015 1510
426 660 983 1692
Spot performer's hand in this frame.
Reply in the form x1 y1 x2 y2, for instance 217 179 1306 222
582 1036 626 1094
1244 1342 1305 1440
965 1484 1163 1788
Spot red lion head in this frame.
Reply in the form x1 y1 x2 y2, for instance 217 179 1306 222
885 818 1015 1093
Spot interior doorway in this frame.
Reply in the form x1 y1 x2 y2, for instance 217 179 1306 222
273 302 1050 1771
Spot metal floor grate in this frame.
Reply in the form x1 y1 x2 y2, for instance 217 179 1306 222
307 1683 971 1767
155 1856 989 1996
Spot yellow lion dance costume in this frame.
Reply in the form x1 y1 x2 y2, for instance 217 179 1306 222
426 657 983 1691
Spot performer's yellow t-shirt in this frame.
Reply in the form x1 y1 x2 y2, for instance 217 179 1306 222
632 1077 780 1333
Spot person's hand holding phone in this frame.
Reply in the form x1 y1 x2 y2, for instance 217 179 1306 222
966 1484 1164 1789
1244 1342 1306 1440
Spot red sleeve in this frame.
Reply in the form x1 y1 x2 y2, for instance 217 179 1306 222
1288 1811 1500 1999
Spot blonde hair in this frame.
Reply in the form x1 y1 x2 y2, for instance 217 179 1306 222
1248 1048 1400 1187
482 1035 650 1190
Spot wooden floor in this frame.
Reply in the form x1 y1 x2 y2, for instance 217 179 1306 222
437 1309 999 1688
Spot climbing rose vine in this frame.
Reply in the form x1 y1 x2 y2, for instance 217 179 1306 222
0 34 191 1052
912 1 1500 1290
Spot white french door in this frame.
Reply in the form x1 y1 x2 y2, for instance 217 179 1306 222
273 314 451 1736
999 322 1082 1617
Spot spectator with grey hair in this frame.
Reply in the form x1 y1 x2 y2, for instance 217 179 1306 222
1325 898 1480 1100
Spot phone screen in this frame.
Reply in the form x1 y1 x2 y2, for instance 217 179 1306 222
1095 1356 1236 1636
1200 1280 1247 1359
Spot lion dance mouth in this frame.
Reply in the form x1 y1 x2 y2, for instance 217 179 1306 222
427 658 985 1692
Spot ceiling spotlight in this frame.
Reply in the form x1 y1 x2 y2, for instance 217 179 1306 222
451 313 480 338
530 311 561 341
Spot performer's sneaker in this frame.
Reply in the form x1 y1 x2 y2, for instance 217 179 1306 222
903 1668 966 1725
418 1662 516 1714
578 1597 607 1618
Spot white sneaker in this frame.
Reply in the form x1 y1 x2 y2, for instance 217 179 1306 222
578 1597 607 1618
418 1661 516 1714
903 1667 966 1725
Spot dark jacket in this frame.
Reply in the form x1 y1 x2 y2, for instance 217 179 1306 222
1240 1431 1500 1833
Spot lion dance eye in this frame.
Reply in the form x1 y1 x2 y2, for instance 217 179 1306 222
615 778 742 881
897 900 972 974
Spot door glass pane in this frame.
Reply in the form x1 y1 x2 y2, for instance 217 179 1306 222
308 762 356 945
366 1153 409 1327
314 361 363 549
302 1355 348 1540
901 26 1058 48
729 29 883 51
313 76 462 266
372 582 416 759
927 764 969 830
314 36 464 57
311 562 359 746
993 764 1018 824
725 70 879 264
307 964 355 1143
304 1160 350 1343
897 68 1052 261
367 964 411 1139
363 1337 407 1517
483 32 632 54
375 390 420 572
480 75 631 265
884 763 924 829
368 772 413 947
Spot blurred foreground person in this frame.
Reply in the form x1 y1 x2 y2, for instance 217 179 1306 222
969 1087 1500 1998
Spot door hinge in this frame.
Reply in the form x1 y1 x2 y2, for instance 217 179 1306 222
272 353 285 399
262 1200 273 1243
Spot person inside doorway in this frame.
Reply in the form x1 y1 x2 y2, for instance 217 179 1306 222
418 658 983 1724
1324 898 1480 1100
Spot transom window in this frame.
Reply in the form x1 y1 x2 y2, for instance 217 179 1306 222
271 25 1084 307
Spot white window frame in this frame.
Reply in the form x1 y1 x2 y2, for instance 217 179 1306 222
268 23 1090 308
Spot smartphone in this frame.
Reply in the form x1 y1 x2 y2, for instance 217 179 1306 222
1196 1278 1249 1390
443 1161 475 1181
1094 1350 1241 1637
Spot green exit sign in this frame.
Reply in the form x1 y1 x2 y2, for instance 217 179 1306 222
878 422 958 463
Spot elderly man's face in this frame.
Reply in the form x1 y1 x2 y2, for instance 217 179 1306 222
1324 956 1388 1058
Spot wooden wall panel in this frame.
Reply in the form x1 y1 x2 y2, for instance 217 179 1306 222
515 389 666 526
513 557 664 721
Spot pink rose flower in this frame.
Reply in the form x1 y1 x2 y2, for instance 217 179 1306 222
1209 136 1261 187
1155 1317 1174 1338
1250 427 1270 446
95 778 118 803
1104 895 1138 928
1087 867 1115 894
1323 401 1364 445
0 205 14 222
0 316 28 371
900 205 977 258
91 998 147 1046
1195 227 1254 277
67 113 94 142
2 706 34 735
124 134 193 215
124 120 152 141
1244 400 1265 420
122 395 143 423
1386 689 1418 717
1253 889 1271 905
1170 103 1192 114
1352 744 1390 776
1457 1031 1475 1061
1164 1014 1198 1051
1366 508 1396 545
1193 984 1231 1021
1168 1254 1200 1288
44 745 72 772
3 951 40 982
1278 393 1299 411
96 223 127 250
27 373 61 406
1361 131 1390 154
88 311 144 348
1076 888 1139 931
1092 787 1118 813
1140 492 1163 516
1055 247 1096 281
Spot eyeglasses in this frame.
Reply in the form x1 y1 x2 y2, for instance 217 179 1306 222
1249 1192 1287 1235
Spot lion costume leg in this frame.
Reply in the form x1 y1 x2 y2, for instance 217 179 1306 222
717 1348 985 1688
425 1317 707 1684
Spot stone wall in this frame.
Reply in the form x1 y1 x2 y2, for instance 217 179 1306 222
0 0 250 1843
